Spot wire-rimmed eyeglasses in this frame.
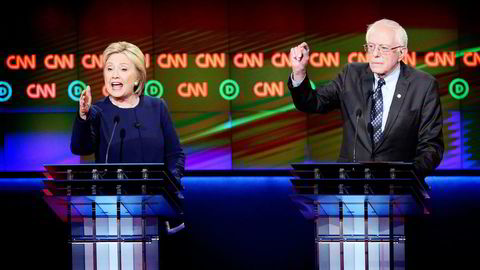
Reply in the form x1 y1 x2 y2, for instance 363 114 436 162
363 43 404 54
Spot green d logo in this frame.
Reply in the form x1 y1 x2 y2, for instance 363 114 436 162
449 78 469 100
219 79 240 101
145 80 164 98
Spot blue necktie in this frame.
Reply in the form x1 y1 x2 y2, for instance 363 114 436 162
371 78 385 146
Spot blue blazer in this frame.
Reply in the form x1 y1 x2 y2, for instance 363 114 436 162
71 95 185 180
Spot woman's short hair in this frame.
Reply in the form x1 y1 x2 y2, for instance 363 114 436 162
103 41 147 95
366 19 408 48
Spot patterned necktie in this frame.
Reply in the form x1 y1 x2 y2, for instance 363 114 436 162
371 78 385 146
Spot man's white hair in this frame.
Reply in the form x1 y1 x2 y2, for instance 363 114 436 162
366 19 408 47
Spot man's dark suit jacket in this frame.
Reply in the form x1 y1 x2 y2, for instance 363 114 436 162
288 62 444 178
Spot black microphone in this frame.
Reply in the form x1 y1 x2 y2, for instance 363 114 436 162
353 109 362 163
105 115 120 163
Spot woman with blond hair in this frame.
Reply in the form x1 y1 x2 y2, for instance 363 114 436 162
71 41 185 180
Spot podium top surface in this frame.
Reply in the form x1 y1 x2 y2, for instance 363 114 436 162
43 163 181 189
289 162 430 216
290 161 428 193
44 163 169 172
291 162 414 170
291 162 418 181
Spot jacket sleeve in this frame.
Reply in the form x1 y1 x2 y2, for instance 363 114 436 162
288 65 348 114
70 106 100 156
160 99 186 181
413 79 444 178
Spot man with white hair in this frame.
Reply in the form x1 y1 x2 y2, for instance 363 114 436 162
288 19 444 178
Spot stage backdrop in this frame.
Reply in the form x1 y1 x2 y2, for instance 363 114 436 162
1 0 478 171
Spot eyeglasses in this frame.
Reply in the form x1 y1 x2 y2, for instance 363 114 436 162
363 43 404 54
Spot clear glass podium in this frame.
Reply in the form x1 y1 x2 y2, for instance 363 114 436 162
290 162 430 270
43 163 184 270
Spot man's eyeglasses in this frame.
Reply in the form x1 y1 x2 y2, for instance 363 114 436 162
363 43 404 54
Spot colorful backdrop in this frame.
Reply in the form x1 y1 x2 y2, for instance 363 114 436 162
1 0 478 171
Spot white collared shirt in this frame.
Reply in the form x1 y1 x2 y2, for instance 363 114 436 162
374 63 400 132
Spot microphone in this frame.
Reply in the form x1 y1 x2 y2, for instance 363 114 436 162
105 115 120 163
353 109 362 163
134 122 141 128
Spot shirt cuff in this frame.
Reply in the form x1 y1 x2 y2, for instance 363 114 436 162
291 73 306 87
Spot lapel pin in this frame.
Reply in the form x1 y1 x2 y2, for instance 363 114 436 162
397 94 402 98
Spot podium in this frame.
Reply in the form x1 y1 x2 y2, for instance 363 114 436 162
43 163 184 270
290 162 430 270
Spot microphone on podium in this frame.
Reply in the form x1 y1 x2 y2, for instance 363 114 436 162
105 115 120 163
353 109 362 163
